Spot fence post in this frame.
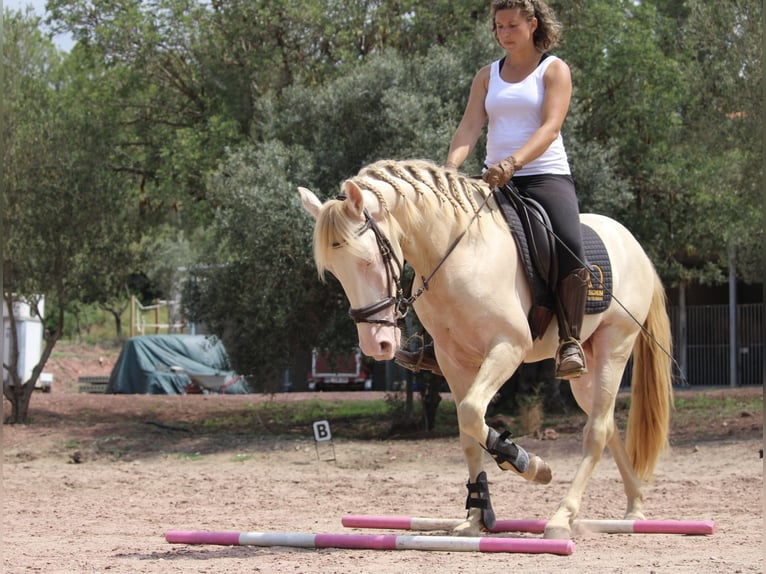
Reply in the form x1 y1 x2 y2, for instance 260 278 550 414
129 295 135 338
728 246 737 387
678 283 687 384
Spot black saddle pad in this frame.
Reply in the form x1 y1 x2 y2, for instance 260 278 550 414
581 225 612 314
494 189 612 315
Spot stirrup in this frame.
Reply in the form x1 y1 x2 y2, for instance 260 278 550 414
394 336 442 376
555 337 587 379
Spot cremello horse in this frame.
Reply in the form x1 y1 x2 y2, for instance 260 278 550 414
299 159 673 540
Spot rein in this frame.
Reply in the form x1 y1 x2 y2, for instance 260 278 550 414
405 190 493 306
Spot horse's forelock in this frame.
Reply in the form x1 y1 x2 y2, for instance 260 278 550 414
313 199 367 280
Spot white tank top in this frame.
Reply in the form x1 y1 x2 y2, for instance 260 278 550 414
485 55 570 176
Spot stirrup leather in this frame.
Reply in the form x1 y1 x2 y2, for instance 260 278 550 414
394 335 442 376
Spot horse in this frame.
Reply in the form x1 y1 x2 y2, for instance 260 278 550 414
299 158 673 540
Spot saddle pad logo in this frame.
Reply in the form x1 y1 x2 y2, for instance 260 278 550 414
587 264 606 303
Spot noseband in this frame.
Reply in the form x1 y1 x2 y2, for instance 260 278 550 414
346 209 406 328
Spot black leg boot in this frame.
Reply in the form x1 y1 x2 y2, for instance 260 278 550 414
465 471 496 530
555 268 589 379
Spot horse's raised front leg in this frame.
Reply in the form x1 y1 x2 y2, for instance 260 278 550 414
456 343 552 485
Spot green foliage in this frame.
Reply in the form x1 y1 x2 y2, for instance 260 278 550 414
674 0 763 283
182 141 357 389
4 0 762 413
556 0 762 285
261 33 499 194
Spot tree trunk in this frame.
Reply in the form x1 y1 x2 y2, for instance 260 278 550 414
3 381 34 424
100 298 128 341
3 301 62 424
421 378 442 431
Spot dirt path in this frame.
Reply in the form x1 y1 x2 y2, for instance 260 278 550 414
3 388 763 573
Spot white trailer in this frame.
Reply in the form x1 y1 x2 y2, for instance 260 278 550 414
2 296 52 392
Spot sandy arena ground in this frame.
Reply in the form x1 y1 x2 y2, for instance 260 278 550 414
2 344 763 573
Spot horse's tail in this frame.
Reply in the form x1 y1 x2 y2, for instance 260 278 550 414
625 271 674 482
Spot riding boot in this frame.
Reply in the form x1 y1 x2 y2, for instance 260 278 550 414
394 342 443 377
555 268 589 379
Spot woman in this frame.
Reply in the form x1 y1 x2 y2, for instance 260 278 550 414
396 0 588 379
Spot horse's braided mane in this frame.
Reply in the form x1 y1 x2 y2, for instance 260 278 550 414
314 159 490 279
352 159 488 215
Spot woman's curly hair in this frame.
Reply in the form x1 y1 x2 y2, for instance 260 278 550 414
491 0 563 52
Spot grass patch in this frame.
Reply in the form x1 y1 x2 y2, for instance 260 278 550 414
675 394 761 415
178 452 204 461
192 396 459 439
231 453 253 463
112 389 759 445
92 434 132 459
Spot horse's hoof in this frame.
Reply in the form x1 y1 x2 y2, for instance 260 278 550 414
543 525 571 540
452 520 481 537
524 455 553 484
624 511 645 520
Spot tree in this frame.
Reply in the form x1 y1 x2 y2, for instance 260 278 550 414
13 0 758 404
44 0 490 225
674 0 763 284
2 10 141 422
555 0 762 286
183 141 357 391
190 44 497 383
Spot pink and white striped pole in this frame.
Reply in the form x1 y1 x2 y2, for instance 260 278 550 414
341 515 716 536
165 530 575 555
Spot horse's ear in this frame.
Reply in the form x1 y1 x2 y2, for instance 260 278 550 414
341 180 365 217
298 187 322 220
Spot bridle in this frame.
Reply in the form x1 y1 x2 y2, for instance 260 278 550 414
344 189 493 329
346 208 406 328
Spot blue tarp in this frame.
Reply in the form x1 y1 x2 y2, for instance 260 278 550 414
106 335 249 394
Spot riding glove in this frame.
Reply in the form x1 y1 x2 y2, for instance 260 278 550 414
483 156 519 188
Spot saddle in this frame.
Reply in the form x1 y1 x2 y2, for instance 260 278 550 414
494 184 612 340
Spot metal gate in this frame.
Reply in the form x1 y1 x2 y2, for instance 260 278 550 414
621 303 763 388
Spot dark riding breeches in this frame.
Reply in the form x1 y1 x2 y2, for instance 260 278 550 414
510 174 585 279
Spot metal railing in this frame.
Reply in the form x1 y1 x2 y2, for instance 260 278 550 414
621 303 763 388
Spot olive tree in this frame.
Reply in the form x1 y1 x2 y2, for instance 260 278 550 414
3 10 141 422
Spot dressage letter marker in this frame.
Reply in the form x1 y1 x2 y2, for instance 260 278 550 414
312 419 336 462
165 530 574 555
341 515 716 536
312 420 332 442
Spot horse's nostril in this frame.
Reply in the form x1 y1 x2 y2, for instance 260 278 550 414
380 341 392 355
